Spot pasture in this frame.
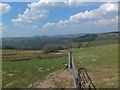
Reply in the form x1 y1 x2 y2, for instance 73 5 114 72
2 43 118 88
2 50 68 88
87 40 118 47
71 44 118 88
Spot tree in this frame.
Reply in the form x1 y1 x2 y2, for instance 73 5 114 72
2 45 16 49
66 43 81 49
43 44 63 53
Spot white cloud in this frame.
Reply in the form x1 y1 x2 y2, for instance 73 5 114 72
12 8 48 24
0 23 7 30
11 1 118 35
28 0 83 9
43 3 118 28
11 0 87 27
0 23 3 31
70 3 118 21
0 3 11 14
87 16 118 25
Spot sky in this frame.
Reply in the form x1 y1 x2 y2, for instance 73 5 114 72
0 0 118 37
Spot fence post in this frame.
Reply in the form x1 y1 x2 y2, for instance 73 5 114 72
68 52 72 68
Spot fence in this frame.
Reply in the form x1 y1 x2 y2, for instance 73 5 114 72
68 52 96 89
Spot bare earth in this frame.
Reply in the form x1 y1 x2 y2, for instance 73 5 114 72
35 69 74 88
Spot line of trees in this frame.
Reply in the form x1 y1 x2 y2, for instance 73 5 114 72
1 45 40 50
43 44 64 53
2 45 16 49
43 42 88 53
2 42 88 53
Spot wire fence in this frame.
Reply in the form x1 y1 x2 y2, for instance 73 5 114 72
78 68 96 89
69 52 96 89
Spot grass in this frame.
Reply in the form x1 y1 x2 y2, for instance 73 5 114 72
2 50 68 88
2 42 119 88
87 40 118 47
71 44 118 88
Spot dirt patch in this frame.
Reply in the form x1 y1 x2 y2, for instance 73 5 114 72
34 69 74 88
91 59 97 62
8 74 14 77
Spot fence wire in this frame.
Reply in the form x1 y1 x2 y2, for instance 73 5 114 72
71 54 96 89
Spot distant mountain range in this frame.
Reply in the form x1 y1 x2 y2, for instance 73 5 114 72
2 31 119 50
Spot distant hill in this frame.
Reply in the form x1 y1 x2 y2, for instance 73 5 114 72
2 32 119 50
71 32 118 43
2 37 72 50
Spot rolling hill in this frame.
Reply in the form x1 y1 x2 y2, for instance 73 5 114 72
2 32 119 50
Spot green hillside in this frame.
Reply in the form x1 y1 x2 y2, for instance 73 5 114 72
2 32 118 50
2 37 71 49
87 40 118 47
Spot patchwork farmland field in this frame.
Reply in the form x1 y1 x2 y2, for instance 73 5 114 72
2 44 118 88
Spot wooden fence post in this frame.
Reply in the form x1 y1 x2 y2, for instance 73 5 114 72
68 52 72 68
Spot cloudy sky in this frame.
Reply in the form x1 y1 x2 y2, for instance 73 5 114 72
0 0 118 37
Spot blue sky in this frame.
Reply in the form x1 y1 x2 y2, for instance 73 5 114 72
1 1 118 37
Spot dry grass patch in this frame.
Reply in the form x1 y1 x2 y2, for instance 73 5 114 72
2 50 68 61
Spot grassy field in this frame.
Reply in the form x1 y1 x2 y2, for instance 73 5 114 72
2 43 119 88
2 50 68 88
71 44 118 88
87 40 118 47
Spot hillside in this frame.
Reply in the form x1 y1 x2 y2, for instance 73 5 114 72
2 37 71 50
2 32 119 50
71 32 118 43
